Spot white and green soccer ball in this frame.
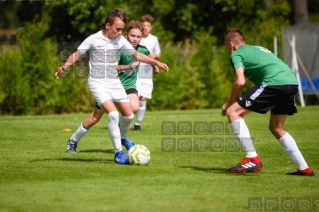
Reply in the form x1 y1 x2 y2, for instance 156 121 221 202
128 144 151 165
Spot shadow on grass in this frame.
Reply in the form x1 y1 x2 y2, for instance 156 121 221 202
180 166 228 174
30 157 114 163
79 149 113 154
179 166 262 176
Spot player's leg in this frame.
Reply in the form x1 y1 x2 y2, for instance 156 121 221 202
226 103 262 173
135 82 152 131
101 100 129 164
269 85 314 176
89 81 129 164
115 100 135 151
128 91 139 114
66 106 104 153
135 96 146 130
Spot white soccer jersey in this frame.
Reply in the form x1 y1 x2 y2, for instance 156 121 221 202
78 30 135 83
138 33 161 83
77 30 135 105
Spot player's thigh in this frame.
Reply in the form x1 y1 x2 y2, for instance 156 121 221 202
101 100 117 114
128 94 139 113
115 101 133 116
125 88 139 113
227 102 250 121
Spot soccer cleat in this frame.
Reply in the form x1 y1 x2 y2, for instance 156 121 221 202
229 157 263 173
134 124 141 131
121 138 135 151
66 139 77 153
114 150 129 165
287 167 315 176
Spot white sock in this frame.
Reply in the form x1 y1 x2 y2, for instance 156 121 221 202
108 111 122 153
120 114 134 139
230 119 258 158
70 123 88 143
278 132 308 170
135 101 146 126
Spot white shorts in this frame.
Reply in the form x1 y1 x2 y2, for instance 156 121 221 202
88 79 129 107
136 80 153 99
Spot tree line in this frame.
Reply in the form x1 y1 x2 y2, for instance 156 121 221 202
0 0 318 115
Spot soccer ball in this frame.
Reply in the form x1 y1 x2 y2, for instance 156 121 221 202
128 144 151 165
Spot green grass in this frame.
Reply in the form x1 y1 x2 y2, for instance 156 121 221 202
0 106 319 212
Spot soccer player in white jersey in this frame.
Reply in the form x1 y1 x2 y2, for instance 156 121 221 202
134 14 161 131
55 9 169 165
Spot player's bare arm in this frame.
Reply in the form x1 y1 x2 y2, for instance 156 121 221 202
221 67 245 116
55 50 83 78
149 52 160 59
133 51 169 71
116 61 140 72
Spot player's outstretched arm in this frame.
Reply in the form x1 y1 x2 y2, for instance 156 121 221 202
55 50 83 79
133 51 168 71
116 61 140 72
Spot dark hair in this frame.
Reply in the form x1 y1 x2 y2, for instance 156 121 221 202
104 8 128 25
140 14 154 23
224 28 246 44
127 20 144 33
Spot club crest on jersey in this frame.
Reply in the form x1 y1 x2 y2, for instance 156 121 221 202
113 43 119 49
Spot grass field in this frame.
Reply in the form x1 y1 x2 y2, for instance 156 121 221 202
0 106 318 212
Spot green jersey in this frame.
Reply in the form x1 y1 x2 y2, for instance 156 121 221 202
118 44 150 90
231 45 298 85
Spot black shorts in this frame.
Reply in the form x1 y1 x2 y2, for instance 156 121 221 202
94 88 138 110
125 88 138 96
237 85 298 115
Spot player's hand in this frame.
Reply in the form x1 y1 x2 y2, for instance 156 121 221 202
221 103 231 116
153 65 159 75
130 61 140 69
55 66 67 79
157 62 169 72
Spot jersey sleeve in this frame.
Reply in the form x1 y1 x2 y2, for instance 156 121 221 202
231 51 245 71
77 35 93 54
121 36 136 56
137 46 150 56
153 37 161 54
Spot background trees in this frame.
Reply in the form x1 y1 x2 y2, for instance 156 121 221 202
0 0 318 114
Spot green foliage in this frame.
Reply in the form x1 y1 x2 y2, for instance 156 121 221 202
0 1 20 29
0 22 94 115
2 0 318 114
44 0 152 42
149 30 233 110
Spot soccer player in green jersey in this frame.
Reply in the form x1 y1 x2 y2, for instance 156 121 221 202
222 28 314 176
63 20 166 157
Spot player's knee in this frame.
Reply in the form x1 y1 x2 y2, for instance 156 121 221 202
269 125 283 137
123 114 134 121
108 110 119 122
131 104 139 113
225 109 236 122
